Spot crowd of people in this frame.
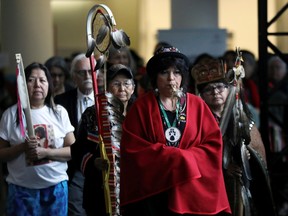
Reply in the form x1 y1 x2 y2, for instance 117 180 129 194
0 35 287 216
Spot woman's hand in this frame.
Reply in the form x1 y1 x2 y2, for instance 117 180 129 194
25 136 47 161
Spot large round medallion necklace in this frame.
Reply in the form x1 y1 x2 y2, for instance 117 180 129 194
159 98 181 146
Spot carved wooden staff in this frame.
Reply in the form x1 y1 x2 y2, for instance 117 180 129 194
85 4 130 215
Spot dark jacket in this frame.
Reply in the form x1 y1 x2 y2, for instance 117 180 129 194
54 88 79 181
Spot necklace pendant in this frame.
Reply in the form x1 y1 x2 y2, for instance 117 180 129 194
165 127 181 143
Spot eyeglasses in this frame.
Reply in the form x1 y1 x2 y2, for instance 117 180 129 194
76 70 92 77
110 80 133 89
202 83 228 95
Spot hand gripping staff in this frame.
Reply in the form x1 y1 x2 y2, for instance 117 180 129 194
85 4 130 216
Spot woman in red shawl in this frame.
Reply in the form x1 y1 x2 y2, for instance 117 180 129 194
120 46 231 215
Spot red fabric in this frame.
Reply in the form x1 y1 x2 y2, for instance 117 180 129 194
243 79 260 108
120 92 231 215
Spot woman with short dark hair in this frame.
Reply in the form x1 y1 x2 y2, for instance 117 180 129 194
120 46 231 216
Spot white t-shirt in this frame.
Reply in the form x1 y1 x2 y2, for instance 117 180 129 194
0 104 74 189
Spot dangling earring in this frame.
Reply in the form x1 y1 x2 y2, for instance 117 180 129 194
154 88 159 96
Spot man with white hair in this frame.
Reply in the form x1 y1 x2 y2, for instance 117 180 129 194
55 53 95 216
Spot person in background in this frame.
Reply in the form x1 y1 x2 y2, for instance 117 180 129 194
71 64 135 215
106 46 138 99
130 48 145 78
267 55 288 154
192 58 276 216
222 49 260 128
120 46 231 215
97 46 137 95
0 62 75 216
241 50 260 127
54 53 95 216
45 56 74 96
107 46 137 76
192 53 215 66
136 73 152 97
268 55 288 88
188 52 215 94
266 55 288 215
130 49 148 97
222 50 237 71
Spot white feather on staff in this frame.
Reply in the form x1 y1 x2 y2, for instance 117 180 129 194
15 53 34 137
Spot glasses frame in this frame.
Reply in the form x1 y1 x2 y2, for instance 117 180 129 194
76 69 92 77
201 83 228 95
110 80 134 89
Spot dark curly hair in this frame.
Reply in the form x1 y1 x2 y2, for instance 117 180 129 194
149 56 189 93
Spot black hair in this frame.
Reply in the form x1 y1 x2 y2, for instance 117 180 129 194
16 62 58 125
45 56 70 79
35 126 46 138
192 53 214 66
149 56 189 92
24 62 54 106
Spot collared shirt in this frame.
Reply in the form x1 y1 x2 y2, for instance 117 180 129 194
77 89 94 122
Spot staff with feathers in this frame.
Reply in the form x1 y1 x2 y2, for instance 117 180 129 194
85 4 130 216
193 47 277 216
220 48 253 216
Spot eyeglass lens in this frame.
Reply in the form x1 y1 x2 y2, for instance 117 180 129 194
77 70 92 76
111 80 133 88
203 84 227 94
